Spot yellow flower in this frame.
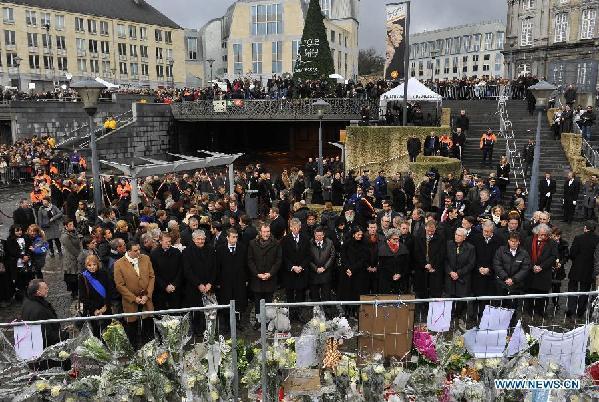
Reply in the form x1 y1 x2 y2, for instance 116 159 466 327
50 385 61 397
453 336 465 348
210 390 220 401
133 386 144 396
186 377 196 389
35 381 49 392
361 372 368 382
449 353 461 363
58 351 70 360
319 322 326 333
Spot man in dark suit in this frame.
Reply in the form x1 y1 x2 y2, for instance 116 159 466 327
210 222 227 250
309 226 335 301
472 221 503 317
563 171 580 224
269 207 287 241
407 137 421 162
281 218 311 319
524 223 558 315
569 222 599 317
445 227 475 322
239 215 258 246
215 229 247 325
423 133 440 156
539 172 557 212
150 232 183 311
499 214 525 244
376 200 398 227
13 199 36 230
413 221 446 300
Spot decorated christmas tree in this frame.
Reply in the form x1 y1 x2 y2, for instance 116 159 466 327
294 0 335 80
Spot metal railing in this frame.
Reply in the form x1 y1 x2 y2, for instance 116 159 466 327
56 109 134 149
171 98 379 121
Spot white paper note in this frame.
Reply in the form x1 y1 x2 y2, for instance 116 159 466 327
505 320 527 357
464 328 508 358
13 324 43 361
479 305 514 331
426 301 453 333
533 325 589 376
295 335 317 368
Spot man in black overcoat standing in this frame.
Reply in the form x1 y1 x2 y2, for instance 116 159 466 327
413 221 446 300
216 228 248 326
563 171 580 224
281 218 311 319
471 221 503 317
523 224 558 316
150 232 183 311
569 222 599 317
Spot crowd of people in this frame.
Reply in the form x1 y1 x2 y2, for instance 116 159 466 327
420 76 538 100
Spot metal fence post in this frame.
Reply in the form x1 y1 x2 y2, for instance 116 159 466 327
229 300 239 401
260 298 267 402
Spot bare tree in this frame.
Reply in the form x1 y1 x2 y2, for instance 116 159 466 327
358 48 385 76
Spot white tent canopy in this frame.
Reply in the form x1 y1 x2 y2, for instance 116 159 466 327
381 78 442 102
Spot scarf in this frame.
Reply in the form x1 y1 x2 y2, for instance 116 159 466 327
125 252 140 276
387 239 399 254
531 234 546 265
82 270 107 298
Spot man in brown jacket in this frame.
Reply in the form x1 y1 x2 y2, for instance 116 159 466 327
114 242 155 348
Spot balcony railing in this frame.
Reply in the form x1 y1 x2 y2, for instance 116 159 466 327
171 98 379 121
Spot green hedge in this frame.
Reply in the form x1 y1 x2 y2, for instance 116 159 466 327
410 156 462 184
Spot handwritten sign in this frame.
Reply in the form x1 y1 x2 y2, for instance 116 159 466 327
14 324 43 361
282 368 321 394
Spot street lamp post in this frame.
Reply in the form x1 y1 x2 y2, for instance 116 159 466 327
313 99 331 176
207 58 215 85
524 80 557 219
71 79 107 217
14 56 22 91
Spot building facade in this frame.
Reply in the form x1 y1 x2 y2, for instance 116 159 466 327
409 21 506 81
0 0 203 90
196 0 360 84
504 0 599 98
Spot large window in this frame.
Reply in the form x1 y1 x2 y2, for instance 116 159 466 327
88 19 97 34
118 43 127 57
233 43 243 75
75 17 85 32
462 35 471 53
320 0 331 18
141 64 149 76
554 13 569 42
521 20 533 46
3 7 13 23
90 59 100 74
471 34 481 51
56 36 66 50
130 44 138 58
55 15 65 30
272 41 282 73
252 42 263 73
6 52 18 67
523 0 534 10
187 38 198 60
165 31 172 44
101 41 110 54
155 47 163 60
581 9 596 39
77 59 86 72
484 32 494 50
495 53 503 73
100 21 109 35
140 45 148 58
4 30 15 46
140 27 148 40
129 25 137 39
41 13 50 27
443 57 450 74
57 57 67 71
117 24 126 38
120 62 128 75
27 33 38 48
444 38 452 55
76 38 86 55
42 34 52 49
26 10 36 26
29 55 40 69
292 39 300 69
130 63 139 76
496 31 505 49
89 39 98 54
155 29 163 42
155 64 163 77
452 56 459 74
251 4 282 35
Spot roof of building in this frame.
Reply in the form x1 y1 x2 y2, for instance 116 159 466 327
6 0 180 29
411 20 505 39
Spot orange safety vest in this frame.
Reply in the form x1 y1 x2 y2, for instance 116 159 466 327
30 190 46 204
49 164 58 175
117 182 132 198
440 136 453 149
79 157 87 170
480 133 497 149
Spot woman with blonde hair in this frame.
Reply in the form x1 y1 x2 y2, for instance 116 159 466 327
496 155 510 198
114 220 130 243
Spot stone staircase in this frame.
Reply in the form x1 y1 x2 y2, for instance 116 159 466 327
444 99 572 219
57 109 135 150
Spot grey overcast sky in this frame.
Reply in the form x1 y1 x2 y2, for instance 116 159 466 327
146 0 507 53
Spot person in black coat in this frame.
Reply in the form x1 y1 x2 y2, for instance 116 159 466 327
339 228 368 316
78 254 111 338
445 228 475 319
471 221 503 317
182 229 217 334
377 229 410 294
423 133 439 156
239 215 258 247
150 232 183 311
21 279 63 348
407 137 421 162
570 222 599 317
523 224 558 315
331 173 344 206
413 221 446 299
309 227 335 301
563 171 580 224
215 229 247 322
539 172 556 212
281 219 311 311
550 227 569 309
13 199 35 230
312 177 324 204
268 207 287 240
364 222 380 294
6 225 33 301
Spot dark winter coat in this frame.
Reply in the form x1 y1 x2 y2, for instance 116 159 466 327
247 237 282 293
338 238 368 300
281 233 311 290
377 240 410 294
309 238 335 285
78 269 111 316
569 231 599 283
444 241 475 297
413 234 446 297
182 243 216 307
471 233 503 296
523 237 558 291
493 246 531 294
21 296 61 347
215 242 247 310
150 246 183 304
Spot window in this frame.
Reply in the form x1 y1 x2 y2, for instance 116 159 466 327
42 34 52 49
292 39 299 69
338 50 341 70
140 45 148 58
4 30 15 46
233 43 242 74
100 21 109 35
140 27 148 40
75 17 85 32
344 53 348 74
272 41 282 73
120 62 128 75
435 58 440 75
101 41 110 54
496 31 505 49
26 10 36 26
57 57 67 71
129 25 137 39
452 37 461 54
463 59 468 73
165 31 172 44
27 33 38 48
484 32 494 50
187 38 198 60
450 56 457 74
3 7 13 23
55 15 64 30
577 62 592 86
418 61 423 76
76 38 86 54
581 9 596 39
443 57 450 74
444 38 452 54
88 19 97 34
483 63 490 72
523 0 534 10
40 13 50 28
555 13 569 42
141 63 149 76
117 24 126 38
155 29 163 42
89 39 98 54
495 53 503 72
118 43 127 56
156 64 164 77
130 63 139 76
331 29 336 44
90 59 99 74
155 47 163 60
471 34 481 51
521 19 533 45
462 35 471 52
29 55 40 69
252 42 263 73
102 60 110 74
320 0 331 18
472 54 479 72
130 44 138 57
6 52 18 67
43 55 53 70
251 3 283 35
56 36 66 50
166 48 173 60
483 54 491 61
166 64 173 77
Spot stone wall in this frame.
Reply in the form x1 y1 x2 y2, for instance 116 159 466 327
561 132 599 181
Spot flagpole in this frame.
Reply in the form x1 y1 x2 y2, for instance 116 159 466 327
402 0 410 126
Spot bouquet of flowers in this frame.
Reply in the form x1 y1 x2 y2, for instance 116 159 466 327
155 314 191 355
102 320 134 358
360 353 386 402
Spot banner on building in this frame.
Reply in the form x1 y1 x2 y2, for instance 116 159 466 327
384 3 408 81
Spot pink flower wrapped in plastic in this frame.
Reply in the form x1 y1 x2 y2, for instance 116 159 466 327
413 329 438 363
